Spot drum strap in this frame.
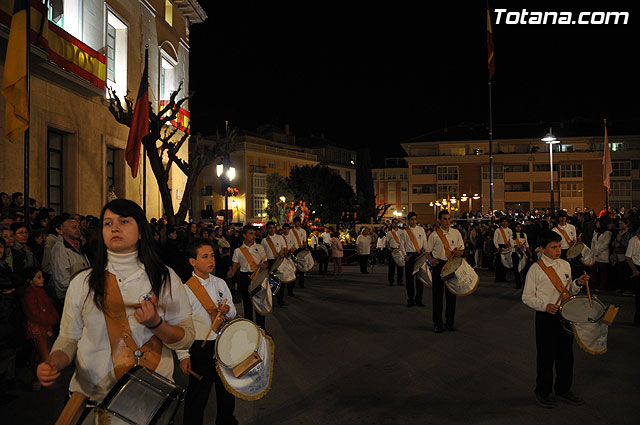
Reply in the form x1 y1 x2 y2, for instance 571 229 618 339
514 235 524 248
391 230 400 244
239 247 259 273
185 276 222 331
535 260 571 302
556 227 572 245
406 227 421 253
499 227 511 247
293 229 303 248
435 227 452 259
265 237 279 258
54 392 88 425
103 272 162 380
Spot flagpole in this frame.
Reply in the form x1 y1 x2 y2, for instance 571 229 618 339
604 118 609 210
487 4 495 215
142 45 148 215
24 0 31 228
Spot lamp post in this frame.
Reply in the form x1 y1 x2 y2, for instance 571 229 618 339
216 159 236 227
542 128 560 216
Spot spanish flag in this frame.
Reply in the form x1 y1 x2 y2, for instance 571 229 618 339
125 48 149 178
487 6 495 80
1 0 29 142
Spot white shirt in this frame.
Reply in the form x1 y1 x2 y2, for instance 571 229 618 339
283 231 297 250
425 227 464 261
493 226 513 249
402 225 427 253
232 242 267 272
55 253 192 402
356 235 372 255
553 223 577 249
522 254 582 312
310 234 320 249
176 273 236 361
625 235 640 266
292 227 307 249
512 232 529 249
321 232 332 244
590 230 612 263
376 235 386 249
261 234 286 260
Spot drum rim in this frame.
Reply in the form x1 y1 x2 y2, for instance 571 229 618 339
559 295 607 323
215 318 261 369
444 259 479 296
442 256 462 276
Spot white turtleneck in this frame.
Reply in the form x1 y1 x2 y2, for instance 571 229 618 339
107 250 143 282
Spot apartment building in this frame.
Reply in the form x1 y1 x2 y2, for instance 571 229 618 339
372 158 409 220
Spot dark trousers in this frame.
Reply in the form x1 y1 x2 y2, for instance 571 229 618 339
432 261 456 326
238 273 265 330
359 254 369 273
183 341 237 425
319 255 329 274
404 253 423 304
535 312 574 396
495 253 508 281
387 251 403 284
512 252 523 288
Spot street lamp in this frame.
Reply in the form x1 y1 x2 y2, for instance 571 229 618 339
541 127 560 215
279 196 286 203
216 159 236 227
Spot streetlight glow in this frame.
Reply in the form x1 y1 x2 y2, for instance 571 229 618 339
216 163 223 178
279 196 286 202
227 167 236 181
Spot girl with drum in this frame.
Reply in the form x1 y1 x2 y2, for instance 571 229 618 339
37 199 195 407
511 222 531 289
590 217 612 291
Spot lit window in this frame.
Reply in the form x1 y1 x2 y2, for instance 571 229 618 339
49 0 82 40
106 11 128 100
165 0 173 26
160 55 177 102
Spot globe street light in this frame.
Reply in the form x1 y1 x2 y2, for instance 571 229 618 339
216 159 236 227
541 128 560 215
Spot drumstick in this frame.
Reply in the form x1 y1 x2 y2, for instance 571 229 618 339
201 298 227 347
188 369 203 381
125 302 166 309
583 272 592 307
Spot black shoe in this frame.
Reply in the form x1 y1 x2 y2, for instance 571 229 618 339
415 301 425 307
444 323 457 332
535 392 557 408
556 391 584 406
433 325 444 333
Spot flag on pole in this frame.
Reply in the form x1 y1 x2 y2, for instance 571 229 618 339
603 121 612 192
487 6 495 80
1 0 29 142
125 48 149 178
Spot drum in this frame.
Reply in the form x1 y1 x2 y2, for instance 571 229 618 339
293 249 315 273
249 269 273 316
268 273 281 296
443 257 479 296
215 319 274 401
271 256 296 283
580 245 596 266
79 366 184 425
566 241 585 260
412 253 428 276
415 262 432 287
500 248 513 269
559 295 609 355
391 248 405 267
517 251 527 273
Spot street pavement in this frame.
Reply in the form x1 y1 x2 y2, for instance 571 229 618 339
3 262 639 425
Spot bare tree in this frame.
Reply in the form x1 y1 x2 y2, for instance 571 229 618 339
107 83 232 224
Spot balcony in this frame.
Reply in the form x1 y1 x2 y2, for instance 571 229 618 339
250 165 267 174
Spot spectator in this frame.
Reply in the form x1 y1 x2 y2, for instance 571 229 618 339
330 232 343 276
356 227 372 274
11 222 38 269
50 216 90 301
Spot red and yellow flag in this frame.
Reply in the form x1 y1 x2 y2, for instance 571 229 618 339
487 6 495 80
125 49 149 178
1 0 29 142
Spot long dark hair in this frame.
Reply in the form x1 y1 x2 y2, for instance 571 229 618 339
88 199 170 312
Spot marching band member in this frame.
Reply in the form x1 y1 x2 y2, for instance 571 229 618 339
424 210 464 333
262 221 288 307
511 222 530 289
37 200 194 409
282 223 297 296
291 217 308 288
493 217 513 283
624 232 640 327
522 230 588 408
227 225 268 330
401 212 427 307
385 218 405 286
179 239 237 425
552 210 577 260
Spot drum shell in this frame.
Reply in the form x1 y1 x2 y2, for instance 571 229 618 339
215 318 261 369
441 256 462 281
558 295 607 334
294 250 315 273
272 257 296 283
391 248 405 267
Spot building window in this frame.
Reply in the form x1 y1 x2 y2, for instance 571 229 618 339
533 181 558 192
611 142 624 152
504 164 529 173
412 165 436 175
252 174 267 218
106 10 128 99
505 182 530 192
387 182 396 203
481 165 503 179
386 171 397 180
533 164 559 172
609 200 629 210
47 130 64 214
437 184 458 199
437 166 458 181
401 182 408 203
560 182 583 198
165 0 173 26
106 147 116 190
560 164 582 178
160 54 177 102
560 144 573 152
49 0 82 40
399 171 408 180
268 160 275 169
412 184 436 194
611 181 631 197
612 161 631 177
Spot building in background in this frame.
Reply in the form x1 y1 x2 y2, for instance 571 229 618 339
372 158 409 220
298 135 356 191
0 0 205 217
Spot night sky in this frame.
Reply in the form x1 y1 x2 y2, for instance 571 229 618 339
189 1 640 163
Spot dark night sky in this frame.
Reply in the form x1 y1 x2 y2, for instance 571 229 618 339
189 1 640 162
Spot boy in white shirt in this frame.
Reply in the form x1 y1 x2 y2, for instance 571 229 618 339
179 239 237 425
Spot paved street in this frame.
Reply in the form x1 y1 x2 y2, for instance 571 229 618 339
3 262 639 425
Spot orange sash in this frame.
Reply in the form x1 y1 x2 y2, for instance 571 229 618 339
406 227 421 252
536 259 571 303
499 227 511 247
239 247 259 273
390 230 400 244
185 276 225 334
104 273 162 380
515 235 524 248
265 236 279 258
556 227 573 245
292 228 303 248
434 227 453 259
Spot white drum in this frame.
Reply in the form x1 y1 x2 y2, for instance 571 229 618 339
443 258 479 296
215 319 274 401
391 248 405 267
294 250 315 273
580 245 596 266
249 269 273 316
271 256 296 283
412 253 428 276
500 248 514 269
567 241 585 260
559 295 608 355
415 262 432 287
517 252 527 273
